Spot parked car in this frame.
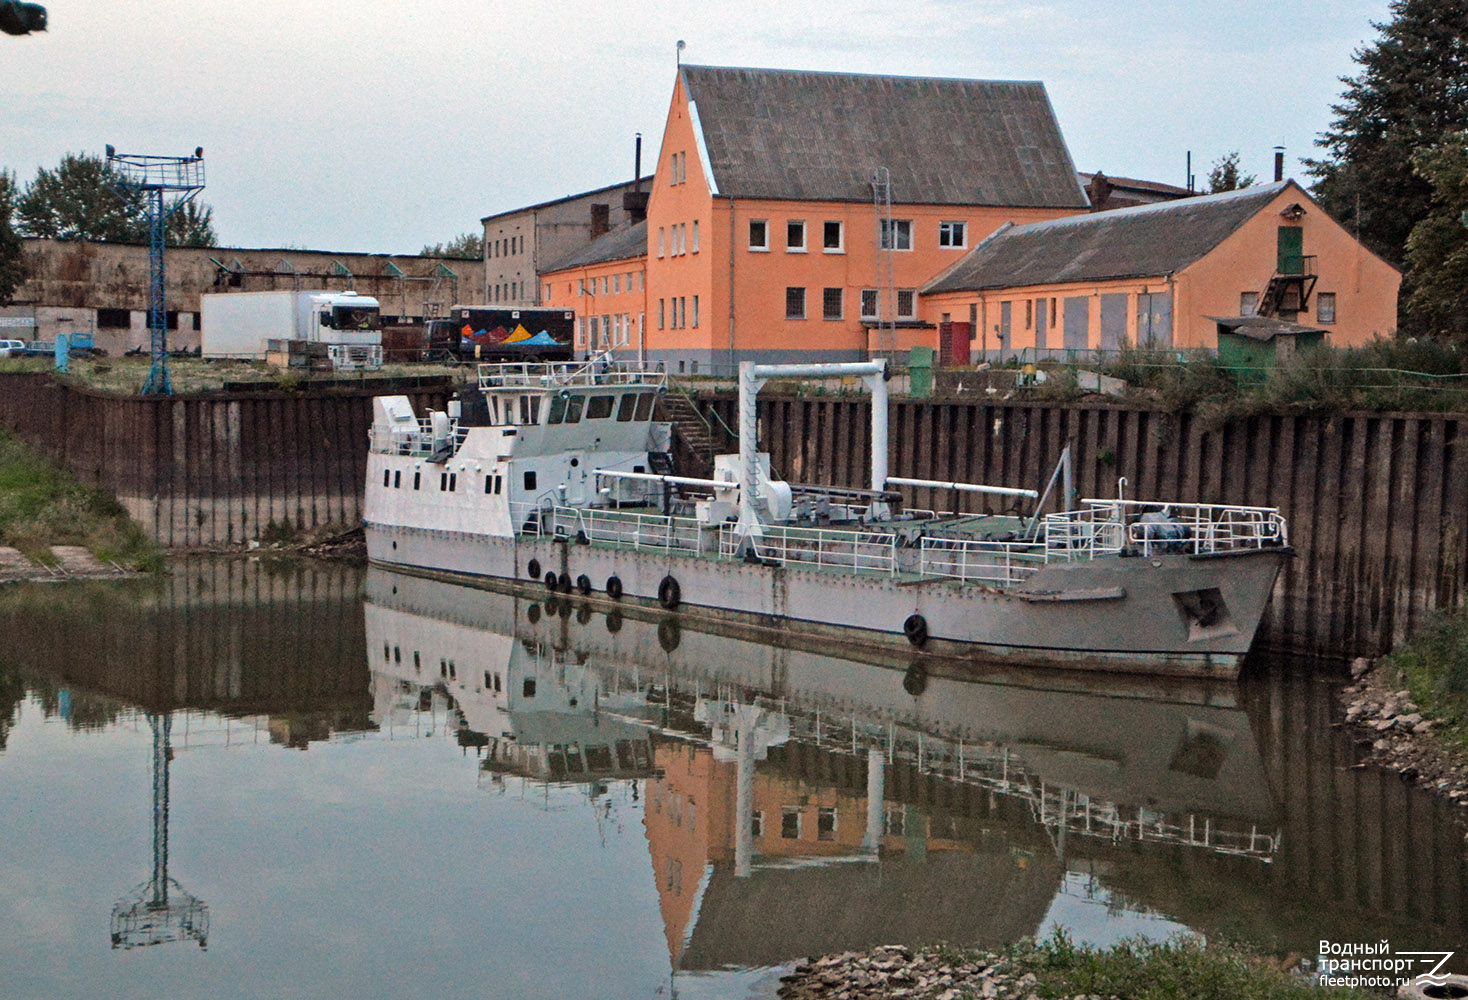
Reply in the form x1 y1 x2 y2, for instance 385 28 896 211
0 340 26 357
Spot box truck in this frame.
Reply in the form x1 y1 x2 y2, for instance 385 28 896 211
201 290 384 370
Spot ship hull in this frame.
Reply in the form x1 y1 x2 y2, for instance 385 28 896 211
365 521 1287 679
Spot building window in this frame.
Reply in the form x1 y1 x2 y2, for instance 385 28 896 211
781 808 800 839
1317 292 1336 324
751 811 764 838
939 221 967 248
679 297 686 328
678 223 687 255
896 289 916 319
786 220 806 252
669 152 678 184
880 219 912 251
691 221 699 253
97 308 130 328
884 807 905 836
1240 291 1258 316
523 471 537 492
860 289 878 320
749 220 769 251
822 220 844 253
817 807 837 841
657 228 665 258
602 276 609 295
613 274 622 293
822 287 843 320
785 287 806 320
692 295 699 328
658 299 665 330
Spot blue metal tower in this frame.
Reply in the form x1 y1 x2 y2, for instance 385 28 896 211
106 147 205 396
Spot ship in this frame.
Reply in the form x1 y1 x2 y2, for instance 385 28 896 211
364 357 1290 679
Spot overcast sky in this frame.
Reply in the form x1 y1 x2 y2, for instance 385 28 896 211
4 0 1391 255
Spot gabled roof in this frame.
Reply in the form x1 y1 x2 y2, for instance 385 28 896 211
680 65 1088 209
1212 315 1326 341
924 181 1292 294
541 220 647 273
480 176 654 224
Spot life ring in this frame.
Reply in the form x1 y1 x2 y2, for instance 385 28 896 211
903 663 928 696
1398 975 1468 1000
543 571 559 591
526 558 541 580
575 574 592 596
658 575 682 610
605 610 623 634
903 613 929 647
658 618 682 652
605 575 624 600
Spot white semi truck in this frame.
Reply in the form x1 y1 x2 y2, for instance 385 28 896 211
201 290 384 370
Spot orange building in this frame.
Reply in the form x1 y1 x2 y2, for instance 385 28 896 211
540 221 648 356
921 180 1401 357
642 65 1090 375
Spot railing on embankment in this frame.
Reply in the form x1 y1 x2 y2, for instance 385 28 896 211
0 372 449 551
0 372 1461 658
691 390 1467 658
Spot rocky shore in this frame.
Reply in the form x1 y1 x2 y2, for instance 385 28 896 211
776 946 1045 1000
1340 657 1468 813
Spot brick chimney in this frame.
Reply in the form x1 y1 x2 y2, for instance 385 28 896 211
590 203 611 240
1087 172 1113 212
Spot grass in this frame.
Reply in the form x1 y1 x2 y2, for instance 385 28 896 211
0 355 465 395
0 429 161 571
1380 604 1468 751
1010 932 1371 1000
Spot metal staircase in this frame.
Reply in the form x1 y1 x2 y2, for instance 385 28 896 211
657 388 730 479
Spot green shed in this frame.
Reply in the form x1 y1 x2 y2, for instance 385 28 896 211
1213 315 1327 373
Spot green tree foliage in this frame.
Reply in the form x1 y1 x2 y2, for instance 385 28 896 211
1305 0 1468 274
14 152 216 247
1403 133 1468 341
421 232 484 259
1206 152 1256 194
0 171 24 306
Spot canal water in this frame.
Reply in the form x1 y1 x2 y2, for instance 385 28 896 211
0 558 1463 999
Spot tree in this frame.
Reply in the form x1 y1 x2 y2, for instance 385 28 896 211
421 232 484 259
0 170 24 306
1403 133 1468 341
15 152 216 247
1206 152 1256 194
1304 0 1468 274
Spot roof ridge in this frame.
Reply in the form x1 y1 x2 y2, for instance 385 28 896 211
680 63 1045 87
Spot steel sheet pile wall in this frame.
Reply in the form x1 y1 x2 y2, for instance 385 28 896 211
0 374 448 549
738 394 1467 657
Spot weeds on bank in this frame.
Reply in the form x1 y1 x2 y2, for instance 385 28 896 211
0 430 161 571
1381 605 1468 751
1015 932 1369 1000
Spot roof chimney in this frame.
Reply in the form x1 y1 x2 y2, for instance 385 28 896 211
590 203 611 240
1274 146 1285 183
622 134 650 224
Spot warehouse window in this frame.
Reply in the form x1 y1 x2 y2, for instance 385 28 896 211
823 221 844 252
880 219 912 250
749 220 769 251
860 289 878 320
822 287 843 320
786 220 806 252
97 307 130 328
938 221 967 248
1317 293 1336 324
785 287 806 320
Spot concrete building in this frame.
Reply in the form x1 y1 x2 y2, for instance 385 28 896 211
920 180 1401 357
2 239 485 355
482 175 651 309
642 65 1091 374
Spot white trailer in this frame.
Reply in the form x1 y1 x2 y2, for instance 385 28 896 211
201 290 383 370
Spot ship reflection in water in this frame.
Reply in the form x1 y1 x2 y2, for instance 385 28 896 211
0 559 1463 1000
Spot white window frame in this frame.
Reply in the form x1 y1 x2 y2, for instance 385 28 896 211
881 219 913 251
657 228 665 258
860 288 878 320
749 219 770 252
692 295 699 328
896 289 916 320
938 221 967 248
785 286 806 321
786 219 807 253
822 287 843 321
691 220 699 253
823 220 844 254
1317 292 1336 324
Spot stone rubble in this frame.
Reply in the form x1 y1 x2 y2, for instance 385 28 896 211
1340 657 1468 819
775 945 1107 1000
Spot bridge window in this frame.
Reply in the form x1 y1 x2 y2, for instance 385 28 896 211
617 393 637 421
383 469 391 487
523 470 537 491
393 470 400 489
586 394 615 420
413 472 421 490
634 393 655 421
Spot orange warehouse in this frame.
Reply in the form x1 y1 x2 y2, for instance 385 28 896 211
541 221 648 357
644 65 1090 375
921 180 1401 358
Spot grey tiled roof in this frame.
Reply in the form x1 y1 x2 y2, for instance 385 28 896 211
923 182 1291 294
681 65 1088 208
541 220 647 272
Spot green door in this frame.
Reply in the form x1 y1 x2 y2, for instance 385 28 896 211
1277 226 1303 275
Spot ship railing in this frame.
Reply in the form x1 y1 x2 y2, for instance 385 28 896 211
478 359 667 391
367 417 467 457
556 506 708 554
1089 500 1288 557
722 523 898 575
1042 510 1127 561
509 500 554 537
918 536 1045 585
